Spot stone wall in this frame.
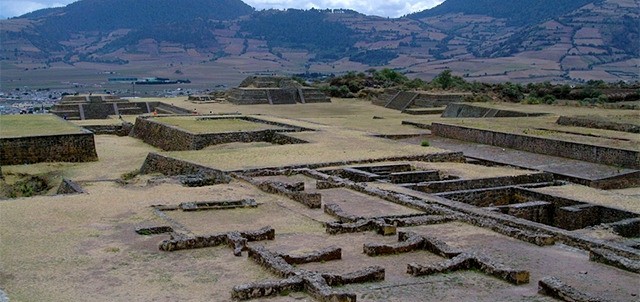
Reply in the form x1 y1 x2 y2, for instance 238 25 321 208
130 117 197 151
83 122 134 136
139 153 231 185
52 101 192 120
1 132 98 165
438 186 638 231
373 90 467 109
557 116 640 133
131 116 311 151
413 173 554 193
441 103 547 118
431 123 640 169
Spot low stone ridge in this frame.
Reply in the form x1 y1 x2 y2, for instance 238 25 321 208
279 246 342 265
237 244 383 301
364 231 462 258
179 199 258 211
135 226 174 235
364 233 424 256
232 276 304 300
56 178 85 194
256 181 322 209
324 203 361 223
324 204 458 236
589 249 640 273
178 172 232 187
321 266 385 286
386 215 455 227
538 276 612 302
407 252 530 285
159 226 275 255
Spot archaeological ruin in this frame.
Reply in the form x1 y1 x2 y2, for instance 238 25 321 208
0 93 638 302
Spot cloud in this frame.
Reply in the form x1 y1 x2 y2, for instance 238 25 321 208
0 0 74 19
0 0 444 19
245 0 444 17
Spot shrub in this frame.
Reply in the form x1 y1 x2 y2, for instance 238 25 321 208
421 140 430 147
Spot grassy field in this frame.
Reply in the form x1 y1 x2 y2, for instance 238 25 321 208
0 114 85 138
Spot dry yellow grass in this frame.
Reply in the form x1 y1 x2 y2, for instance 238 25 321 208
2 97 639 302
154 116 284 133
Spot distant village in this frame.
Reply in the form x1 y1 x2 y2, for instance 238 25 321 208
0 76 203 115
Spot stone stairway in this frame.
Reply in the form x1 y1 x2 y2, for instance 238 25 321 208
385 92 418 111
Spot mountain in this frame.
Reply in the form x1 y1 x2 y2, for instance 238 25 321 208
408 0 595 26
0 0 638 88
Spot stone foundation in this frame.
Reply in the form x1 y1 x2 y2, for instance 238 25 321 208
407 252 530 285
255 180 322 209
589 249 640 273
159 226 275 255
431 123 640 169
538 276 612 302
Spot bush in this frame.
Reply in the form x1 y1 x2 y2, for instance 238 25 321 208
464 94 492 102
421 140 430 147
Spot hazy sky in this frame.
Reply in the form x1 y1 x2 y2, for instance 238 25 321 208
0 0 443 19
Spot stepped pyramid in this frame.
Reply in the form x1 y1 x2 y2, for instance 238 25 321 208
227 76 330 105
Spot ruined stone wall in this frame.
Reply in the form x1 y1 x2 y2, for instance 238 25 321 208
83 123 134 136
148 102 194 115
1 132 98 165
410 94 467 108
301 89 331 103
415 173 554 193
139 153 230 184
130 117 196 151
228 89 270 105
557 116 640 133
431 123 640 169
440 103 546 118
82 103 119 119
193 131 271 149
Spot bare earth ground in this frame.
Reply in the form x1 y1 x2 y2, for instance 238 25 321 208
1 99 639 301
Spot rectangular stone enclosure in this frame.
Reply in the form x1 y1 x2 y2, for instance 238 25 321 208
1 115 98 165
130 115 312 151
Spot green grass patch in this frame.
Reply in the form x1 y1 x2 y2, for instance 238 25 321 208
0 114 85 137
